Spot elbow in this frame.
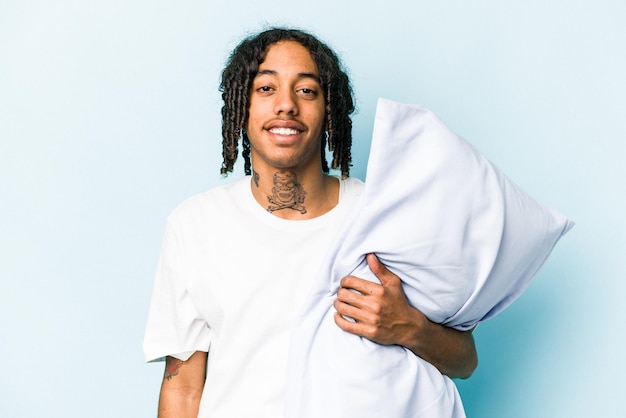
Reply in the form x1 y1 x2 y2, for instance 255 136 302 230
457 327 479 379
457 353 478 380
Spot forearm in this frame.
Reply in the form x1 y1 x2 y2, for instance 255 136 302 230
402 311 477 379
158 385 203 418
157 353 207 418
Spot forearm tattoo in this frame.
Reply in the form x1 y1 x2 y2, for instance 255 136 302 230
266 170 307 214
164 356 183 381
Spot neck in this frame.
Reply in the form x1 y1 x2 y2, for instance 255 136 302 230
250 165 340 220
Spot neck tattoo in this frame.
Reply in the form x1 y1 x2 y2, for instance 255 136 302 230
252 169 260 187
266 170 307 214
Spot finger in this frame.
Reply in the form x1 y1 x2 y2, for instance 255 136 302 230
333 298 376 325
366 253 400 288
334 312 377 341
337 287 385 316
336 287 366 309
340 274 382 295
334 311 358 332
334 311 371 332
365 253 384 275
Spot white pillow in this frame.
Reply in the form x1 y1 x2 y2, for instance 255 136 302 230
331 97 574 329
284 98 573 417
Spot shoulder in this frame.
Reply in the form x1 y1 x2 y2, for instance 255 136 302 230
334 176 364 212
167 176 250 226
339 176 365 198
341 176 364 188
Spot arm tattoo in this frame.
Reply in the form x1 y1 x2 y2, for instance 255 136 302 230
164 356 183 381
266 170 307 214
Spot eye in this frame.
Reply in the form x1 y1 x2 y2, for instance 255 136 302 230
257 86 273 93
297 87 319 98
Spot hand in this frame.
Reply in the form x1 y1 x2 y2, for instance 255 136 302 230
333 253 425 348
333 253 478 378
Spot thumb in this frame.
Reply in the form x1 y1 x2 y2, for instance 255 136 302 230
366 253 399 288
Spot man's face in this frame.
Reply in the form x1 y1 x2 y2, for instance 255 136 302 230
246 41 326 173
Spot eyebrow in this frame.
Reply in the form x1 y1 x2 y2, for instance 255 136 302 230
255 69 320 82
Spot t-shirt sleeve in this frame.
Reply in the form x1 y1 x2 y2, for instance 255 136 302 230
143 219 211 363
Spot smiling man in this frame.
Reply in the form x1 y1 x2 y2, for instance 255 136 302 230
245 40 337 220
144 28 477 418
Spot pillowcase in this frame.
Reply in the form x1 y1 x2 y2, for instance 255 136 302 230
328 97 574 330
283 98 573 417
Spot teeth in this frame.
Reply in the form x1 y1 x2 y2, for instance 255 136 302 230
270 127 300 135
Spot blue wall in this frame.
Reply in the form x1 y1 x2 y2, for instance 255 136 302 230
1 1 624 416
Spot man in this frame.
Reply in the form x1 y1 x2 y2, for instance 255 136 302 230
144 28 477 417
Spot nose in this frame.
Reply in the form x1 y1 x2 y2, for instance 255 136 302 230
274 88 298 116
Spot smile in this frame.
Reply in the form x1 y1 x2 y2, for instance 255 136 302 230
269 127 301 136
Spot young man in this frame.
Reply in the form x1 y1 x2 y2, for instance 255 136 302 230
144 28 477 417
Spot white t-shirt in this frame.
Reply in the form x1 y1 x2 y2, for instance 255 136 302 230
144 175 363 418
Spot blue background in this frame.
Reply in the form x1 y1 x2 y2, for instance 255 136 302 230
1 1 624 416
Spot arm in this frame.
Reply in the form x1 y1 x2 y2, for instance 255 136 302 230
333 253 478 379
158 351 207 417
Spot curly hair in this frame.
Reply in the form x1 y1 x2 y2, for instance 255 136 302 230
219 27 355 178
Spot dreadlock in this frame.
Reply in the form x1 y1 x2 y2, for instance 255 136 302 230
219 27 355 178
